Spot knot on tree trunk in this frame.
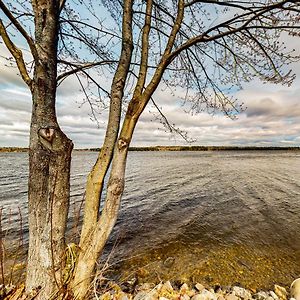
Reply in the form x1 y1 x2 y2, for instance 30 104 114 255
118 138 129 150
38 127 56 150
39 128 55 142
38 127 73 152
108 178 124 196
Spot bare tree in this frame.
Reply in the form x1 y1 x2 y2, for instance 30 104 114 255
1 0 300 299
71 0 300 298
0 0 114 298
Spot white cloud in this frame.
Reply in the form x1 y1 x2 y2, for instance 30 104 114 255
0 34 299 148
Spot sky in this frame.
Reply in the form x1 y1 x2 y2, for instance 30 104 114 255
0 6 300 148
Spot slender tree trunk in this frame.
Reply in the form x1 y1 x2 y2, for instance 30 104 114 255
26 1 73 298
80 0 134 244
72 112 137 299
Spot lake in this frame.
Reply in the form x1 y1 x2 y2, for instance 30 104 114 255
1 150 300 289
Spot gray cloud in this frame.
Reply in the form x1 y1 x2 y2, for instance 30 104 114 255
1 41 300 148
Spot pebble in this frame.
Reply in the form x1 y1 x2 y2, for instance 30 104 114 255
181 284 189 293
99 280 298 300
253 291 269 300
291 278 300 300
225 294 239 300
270 291 279 300
232 286 252 299
274 285 288 300
134 291 156 300
195 283 205 292
161 281 173 293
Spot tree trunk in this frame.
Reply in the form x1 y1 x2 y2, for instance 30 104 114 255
26 1 73 298
80 0 134 245
72 116 136 299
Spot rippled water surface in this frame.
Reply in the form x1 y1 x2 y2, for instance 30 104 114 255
1 151 300 288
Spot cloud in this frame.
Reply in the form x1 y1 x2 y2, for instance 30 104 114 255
0 36 299 148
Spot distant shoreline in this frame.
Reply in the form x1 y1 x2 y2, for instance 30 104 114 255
1 146 300 152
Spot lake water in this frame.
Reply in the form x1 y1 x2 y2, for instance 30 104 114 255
1 151 300 289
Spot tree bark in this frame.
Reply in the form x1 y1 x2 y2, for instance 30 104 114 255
80 0 134 244
72 115 136 299
26 1 73 298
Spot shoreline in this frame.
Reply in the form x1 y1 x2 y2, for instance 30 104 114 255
96 280 295 300
1 279 296 300
1 146 300 153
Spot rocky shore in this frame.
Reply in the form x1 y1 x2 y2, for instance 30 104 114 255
99 279 300 300
1 278 300 300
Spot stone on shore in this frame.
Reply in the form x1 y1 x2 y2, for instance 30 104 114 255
291 278 300 300
274 285 287 300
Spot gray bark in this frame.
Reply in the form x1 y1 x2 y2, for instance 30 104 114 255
26 1 73 298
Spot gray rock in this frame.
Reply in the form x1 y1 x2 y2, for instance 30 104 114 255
232 286 252 299
291 278 300 300
195 283 205 292
133 291 157 300
253 291 269 300
225 294 239 300
133 291 151 300
134 287 160 300
180 283 189 293
270 291 279 300
192 295 204 300
202 289 217 300
192 290 216 300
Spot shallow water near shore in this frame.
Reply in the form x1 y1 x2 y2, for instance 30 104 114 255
1 150 300 288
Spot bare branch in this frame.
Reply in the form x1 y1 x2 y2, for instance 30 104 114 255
57 60 117 82
0 0 37 58
0 19 32 88
132 0 153 97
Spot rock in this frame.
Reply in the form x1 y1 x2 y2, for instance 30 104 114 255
217 296 225 300
181 294 191 300
274 285 287 300
159 297 169 300
161 281 173 293
192 290 216 300
134 291 155 300
202 289 217 300
253 291 269 300
225 294 239 300
232 286 252 299
291 278 300 300
134 284 162 300
187 289 197 298
180 283 189 294
270 291 279 300
192 295 205 300
195 283 205 292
